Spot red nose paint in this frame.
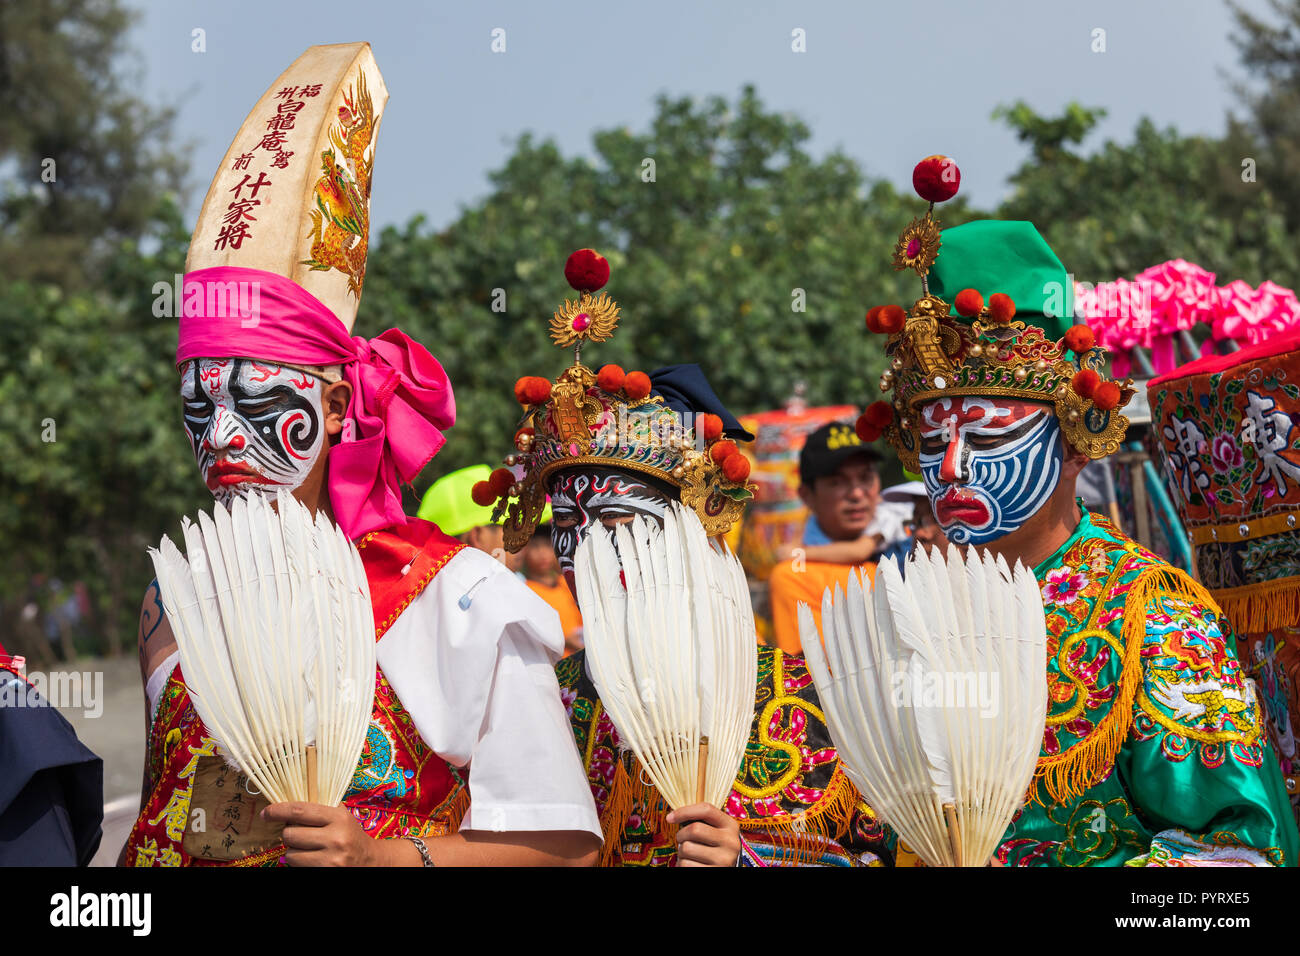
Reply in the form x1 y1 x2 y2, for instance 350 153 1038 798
228 435 246 450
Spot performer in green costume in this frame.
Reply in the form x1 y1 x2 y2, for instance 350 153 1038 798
856 155 1299 866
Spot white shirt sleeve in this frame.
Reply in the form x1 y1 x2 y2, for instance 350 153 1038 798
374 547 601 839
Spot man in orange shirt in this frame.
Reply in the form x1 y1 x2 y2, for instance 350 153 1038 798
523 524 583 656
767 421 882 655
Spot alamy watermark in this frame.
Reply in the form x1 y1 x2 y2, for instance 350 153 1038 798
1 668 103 718
152 273 262 328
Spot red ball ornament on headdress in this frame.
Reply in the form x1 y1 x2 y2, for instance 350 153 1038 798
470 481 495 507
862 401 895 429
855 416 883 443
1092 381 1122 412
912 155 961 203
877 304 906 335
722 453 751 483
987 293 1016 324
515 376 553 406
488 468 514 499
865 306 885 333
710 440 737 464
564 248 610 293
1071 369 1101 399
700 413 724 442
623 371 652 401
596 364 626 392
954 288 984 318
1063 324 1096 354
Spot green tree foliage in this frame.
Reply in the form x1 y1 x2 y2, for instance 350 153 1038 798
0 0 198 656
1228 0 1300 229
0 0 187 288
994 100 1298 285
364 87 976 482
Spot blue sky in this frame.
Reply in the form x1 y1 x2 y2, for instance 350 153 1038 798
129 0 1268 230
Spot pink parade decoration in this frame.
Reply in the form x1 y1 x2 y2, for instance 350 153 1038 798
1074 259 1300 377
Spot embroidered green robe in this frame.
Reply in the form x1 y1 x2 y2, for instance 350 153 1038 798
980 510 1299 866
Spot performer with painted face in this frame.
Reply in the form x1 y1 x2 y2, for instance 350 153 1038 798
124 44 600 867
484 249 891 866
857 155 1298 865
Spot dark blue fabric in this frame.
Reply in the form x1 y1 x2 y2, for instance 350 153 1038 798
0 667 103 865
648 364 755 442
874 537 915 578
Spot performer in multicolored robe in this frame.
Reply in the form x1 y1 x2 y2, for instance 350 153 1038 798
485 249 890 866
855 155 1299 866
124 44 599 867
1149 330 1300 830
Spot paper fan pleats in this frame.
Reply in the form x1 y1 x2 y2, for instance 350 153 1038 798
574 501 757 810
148 489 376 805
800 544 1048 867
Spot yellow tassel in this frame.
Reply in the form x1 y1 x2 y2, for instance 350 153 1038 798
443 783 471 834
1211 577 1300 638
737 766 861 866
1032 564 1223 805
597 761 636 868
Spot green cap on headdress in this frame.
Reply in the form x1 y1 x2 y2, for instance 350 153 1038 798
928 220 1073 340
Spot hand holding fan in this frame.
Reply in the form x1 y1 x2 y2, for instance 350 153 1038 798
573 501 757 809
800 543 1048 866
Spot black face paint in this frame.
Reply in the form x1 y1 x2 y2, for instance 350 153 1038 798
547 467 675 581
180 358 326 504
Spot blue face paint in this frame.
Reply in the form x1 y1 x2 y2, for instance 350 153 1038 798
918 397 1064 546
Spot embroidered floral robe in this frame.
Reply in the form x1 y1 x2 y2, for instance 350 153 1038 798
982 510 1298 866
557 645 891 866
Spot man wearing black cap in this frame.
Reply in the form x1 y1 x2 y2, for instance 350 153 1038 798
768 422 883 656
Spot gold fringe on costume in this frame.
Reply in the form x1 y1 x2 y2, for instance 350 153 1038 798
736 765 862 865
597 755 861 866
1032 565 1225 805
1210 576 1300 638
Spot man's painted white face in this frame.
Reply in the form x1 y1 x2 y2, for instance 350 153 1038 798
547 467 673 596
179 358 325 505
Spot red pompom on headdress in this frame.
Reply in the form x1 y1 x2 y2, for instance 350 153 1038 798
514 376 553 406
710 440 737 464
855 416 883 443
623 370 652 401
700 413 724 442
470 481 495 507
1092 381 1122 412
912 155 961 204
863 401 895 429
877 304 906 335
954 288 984 318
563 248 610 293
1071 369 1101 399
987 292 1016 324
1063 324 1096 354
596 364 626 392
487 468 514 499
722 453 751 482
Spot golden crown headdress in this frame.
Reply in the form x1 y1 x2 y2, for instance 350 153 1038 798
477 250 755 552
856 156 1136 472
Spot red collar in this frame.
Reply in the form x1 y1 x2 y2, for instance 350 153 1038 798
356 519 466 639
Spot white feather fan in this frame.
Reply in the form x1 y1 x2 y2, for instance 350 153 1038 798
799 544 1047 866
574 501 757 809
148 489 376 806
